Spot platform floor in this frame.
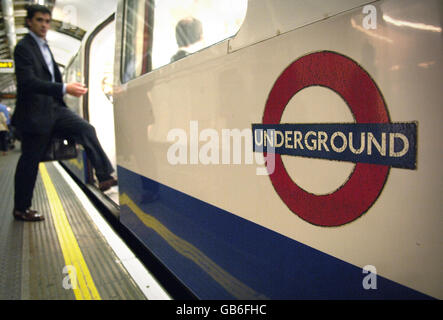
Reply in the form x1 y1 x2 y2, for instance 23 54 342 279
0 147 167 300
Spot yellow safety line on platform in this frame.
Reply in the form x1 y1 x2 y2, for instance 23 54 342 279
39 163 101 300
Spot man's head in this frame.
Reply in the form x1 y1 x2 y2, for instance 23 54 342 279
175 17 203 48
25 4 52 39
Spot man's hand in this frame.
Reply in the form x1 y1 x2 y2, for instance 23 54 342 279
66 82 88 97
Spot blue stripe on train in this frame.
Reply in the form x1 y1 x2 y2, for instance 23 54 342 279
117 165 433 300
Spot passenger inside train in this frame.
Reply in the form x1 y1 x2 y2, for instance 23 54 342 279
170 17 203 62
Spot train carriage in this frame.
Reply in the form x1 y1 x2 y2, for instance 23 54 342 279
62 0 443 299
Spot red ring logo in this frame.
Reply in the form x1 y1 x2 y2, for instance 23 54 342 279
263 51 390 226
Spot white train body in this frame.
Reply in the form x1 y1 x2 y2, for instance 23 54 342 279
64 0 442 299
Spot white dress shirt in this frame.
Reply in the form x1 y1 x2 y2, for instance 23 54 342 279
29 30 66 95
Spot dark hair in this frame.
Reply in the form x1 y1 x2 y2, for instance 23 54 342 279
175 17 203 47
25 4 51 28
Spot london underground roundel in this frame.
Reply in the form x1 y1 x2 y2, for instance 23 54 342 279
252 51 417 226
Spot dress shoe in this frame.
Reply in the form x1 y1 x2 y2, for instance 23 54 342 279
98 177 118 192
13 209 45 222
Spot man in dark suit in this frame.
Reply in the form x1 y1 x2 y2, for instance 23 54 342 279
12 4 117 221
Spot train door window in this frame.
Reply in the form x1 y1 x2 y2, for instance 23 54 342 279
121 0 248 82
64 53 83 116
88 20 119 203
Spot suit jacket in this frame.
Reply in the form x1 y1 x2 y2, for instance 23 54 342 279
170 49 188 63
12 33 67 134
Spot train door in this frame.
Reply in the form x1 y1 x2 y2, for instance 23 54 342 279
61 53 90 183
85 17 119 204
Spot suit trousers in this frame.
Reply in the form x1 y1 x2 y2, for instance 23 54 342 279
0 131 8 151
14 106 114 211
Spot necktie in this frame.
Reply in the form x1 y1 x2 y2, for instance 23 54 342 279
42 42 55 82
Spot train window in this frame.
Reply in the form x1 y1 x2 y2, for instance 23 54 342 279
64 53 83 116
121 0 248 83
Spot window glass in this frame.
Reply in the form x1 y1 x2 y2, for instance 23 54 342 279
121 0 247 82
64 53 83 116
88 21 118 202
